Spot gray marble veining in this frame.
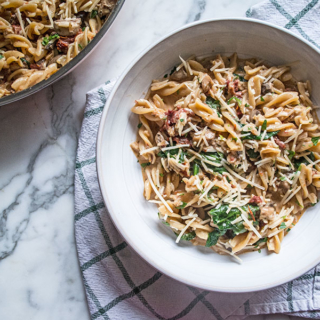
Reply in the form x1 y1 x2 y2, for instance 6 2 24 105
0 1 298 319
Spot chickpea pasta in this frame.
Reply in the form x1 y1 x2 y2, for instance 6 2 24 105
0 0 117 97
130 53 320 262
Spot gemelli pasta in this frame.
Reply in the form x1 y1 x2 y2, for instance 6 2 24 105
0 0 116 97
130 53 320 262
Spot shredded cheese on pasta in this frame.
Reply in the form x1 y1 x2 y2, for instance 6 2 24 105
0 0 116 98
130 52 320 261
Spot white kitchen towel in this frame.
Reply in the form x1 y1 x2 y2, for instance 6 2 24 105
75 1 320 319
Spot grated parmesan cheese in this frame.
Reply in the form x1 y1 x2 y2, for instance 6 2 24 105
292 124 302 152
283 186 301 205
231 216 243 225
260 130 267 141
176 217 197 243
146 169 173 213
197 127 207 147
181 126 194 135
241 213 262 238
255 157 272 167
187 149 222 167
279 173 292 184
16 8 27 38
199 181 216 201
161 144 189 151
215 68 231 72
291 171 301 189
188 122 199 132
284 152 294 169
303 155 315 165
140 146 159 155
221 161 265 190
210 60 222 71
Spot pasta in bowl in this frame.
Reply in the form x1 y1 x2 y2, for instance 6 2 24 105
97 19 320 291
130 53 320 262
0 0 123 104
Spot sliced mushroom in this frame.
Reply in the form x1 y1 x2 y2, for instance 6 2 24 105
30 58 46 70
261 82 272 95
54 18 81 36
155 131 167 147
260 206 275 221
47 54 63 66
98 0 117 18
275 180 290 196
170 69 188 82
201 74 213 93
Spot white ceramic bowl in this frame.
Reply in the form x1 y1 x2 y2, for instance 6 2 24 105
97 18 320 292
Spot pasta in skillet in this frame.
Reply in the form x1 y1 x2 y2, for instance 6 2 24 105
0 0 117 97
130 53 320 262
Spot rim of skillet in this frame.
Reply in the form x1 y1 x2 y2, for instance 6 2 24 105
0 0 124 106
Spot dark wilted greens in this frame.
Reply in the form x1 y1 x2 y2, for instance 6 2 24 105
206 97 221 117
205 204 260 247
241 130 280 141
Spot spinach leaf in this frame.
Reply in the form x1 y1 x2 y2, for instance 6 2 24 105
261 120 267 131
310 152 315 161
231 221 247 235
227 96 242 107
205 204 260 247
254 237 267 246
233 73 248 82
41 37 49 46
241 132 260 141
261 130 280 140
176 202 187 209
212 167 228 174
141 162 151 168
90 10 98 18
248 204 260 219
49 34 59 41
241 130 280 141
158 147 186 163
279 222 286 229
288 150 295 160
157 151 167 158
42 33 60 46
193 163 199 175
194 152 228 174
312 136 320 146
246 148 260 159
206 97 221 117
294 152 315 169
206 229 222 247
202 151 224 160
20 57 30 69
209 205 242 231
180 231 196 241
294 158 309 168
158 213 169 226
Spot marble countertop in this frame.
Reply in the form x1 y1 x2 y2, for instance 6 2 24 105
0 1 304 319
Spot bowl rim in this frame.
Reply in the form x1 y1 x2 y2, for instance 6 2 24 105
97 17 320 292
0 0 125 106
